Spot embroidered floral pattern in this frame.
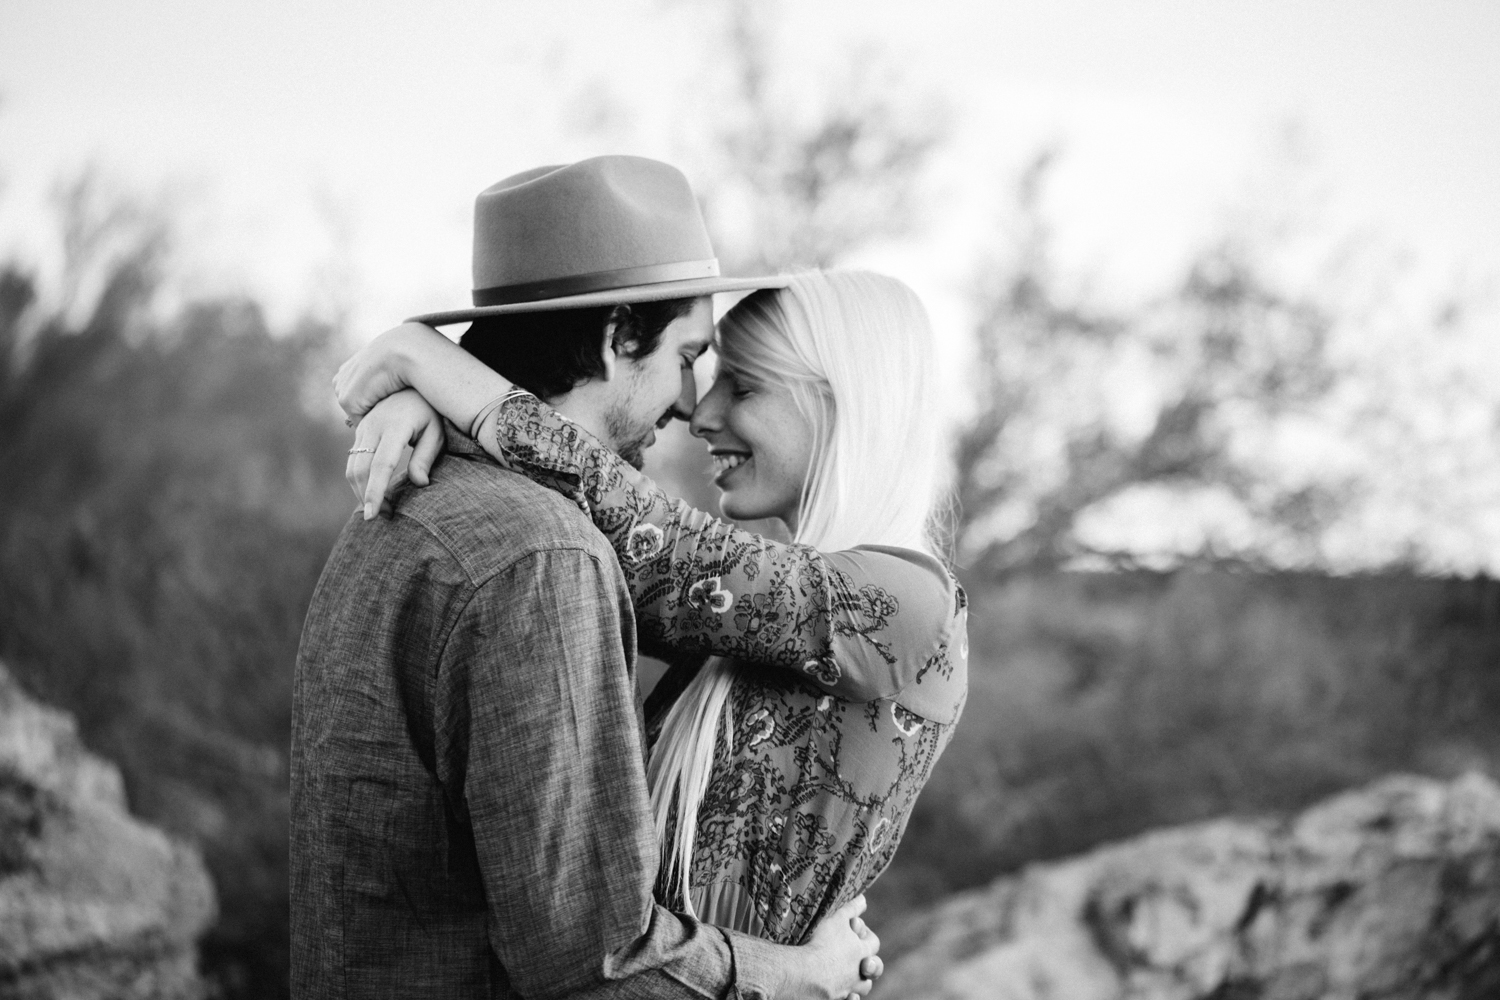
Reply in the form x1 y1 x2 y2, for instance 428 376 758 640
746 707 775 747
478 392 969 945
654 664 959 942
866 817 892 855
687 576 734 614
733 592 782 638
891 703 924 737
802 656 841 686
626 522 664 562
481 394 932 701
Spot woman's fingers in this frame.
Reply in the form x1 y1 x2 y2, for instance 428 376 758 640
860 955 883 979
332 356 364 419
409 415 444 487
363 430 408 520
346 389 447 518
346 421 374 502
345 445 371 503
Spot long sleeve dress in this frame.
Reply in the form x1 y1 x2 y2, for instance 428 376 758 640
475 395 969 946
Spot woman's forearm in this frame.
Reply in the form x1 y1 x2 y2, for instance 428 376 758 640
396 323 513 433
473 392 959 706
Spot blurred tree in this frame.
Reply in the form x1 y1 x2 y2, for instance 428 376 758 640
952 149 1497 577
0 170 351 1000
688 0 947 277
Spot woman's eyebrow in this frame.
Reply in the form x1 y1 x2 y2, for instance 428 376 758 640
720 365 761 386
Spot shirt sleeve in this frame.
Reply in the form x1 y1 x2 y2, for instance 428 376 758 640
445 547 781 999
476 394 960 706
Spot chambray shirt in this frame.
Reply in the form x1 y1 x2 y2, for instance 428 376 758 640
290 433 779 999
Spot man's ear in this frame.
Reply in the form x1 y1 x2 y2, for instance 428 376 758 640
599 304 633 382
598 318 618 382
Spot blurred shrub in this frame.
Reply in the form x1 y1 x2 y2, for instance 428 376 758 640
954 150 1500 577
0 222 350 997
873 567 1500 919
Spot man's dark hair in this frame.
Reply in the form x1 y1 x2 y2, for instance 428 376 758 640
459 297 698 400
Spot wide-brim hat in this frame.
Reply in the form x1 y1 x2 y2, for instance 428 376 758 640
408 156 788 326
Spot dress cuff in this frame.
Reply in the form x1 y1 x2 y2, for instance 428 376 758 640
720 927 783 1000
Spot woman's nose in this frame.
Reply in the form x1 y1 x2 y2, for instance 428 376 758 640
690 379 728 438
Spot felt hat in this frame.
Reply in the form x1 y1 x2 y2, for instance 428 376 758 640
408 155 788 325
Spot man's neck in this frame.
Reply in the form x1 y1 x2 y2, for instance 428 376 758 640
547 388 614 451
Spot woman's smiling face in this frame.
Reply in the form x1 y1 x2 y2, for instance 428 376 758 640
689 361 816 529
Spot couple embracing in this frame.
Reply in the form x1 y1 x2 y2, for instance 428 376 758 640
291 156 968 999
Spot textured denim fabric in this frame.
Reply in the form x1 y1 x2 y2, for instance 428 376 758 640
290 433 778 999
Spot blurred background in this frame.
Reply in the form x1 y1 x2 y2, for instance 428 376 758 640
1 1 1497 996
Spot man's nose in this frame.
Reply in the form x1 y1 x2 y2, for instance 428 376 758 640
670 367 697 422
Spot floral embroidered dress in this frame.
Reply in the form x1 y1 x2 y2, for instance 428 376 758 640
476 395 969 946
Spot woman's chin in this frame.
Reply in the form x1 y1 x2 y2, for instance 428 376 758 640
716 491 765 523
716 492 745 520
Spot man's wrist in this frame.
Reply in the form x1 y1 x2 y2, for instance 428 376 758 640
720 927 789 1000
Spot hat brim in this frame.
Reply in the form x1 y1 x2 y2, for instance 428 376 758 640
408 274 791 326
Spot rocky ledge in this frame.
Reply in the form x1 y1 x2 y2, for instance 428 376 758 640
879 773 1500 1000
0 662 216 1000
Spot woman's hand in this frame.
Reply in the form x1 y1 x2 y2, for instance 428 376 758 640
334 322 449 421
334 320 515 433
779 895 882 1000
346 388 446 519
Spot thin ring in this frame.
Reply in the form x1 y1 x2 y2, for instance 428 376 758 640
348 446 375 455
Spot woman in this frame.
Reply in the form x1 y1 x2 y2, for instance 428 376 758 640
338 270 968 947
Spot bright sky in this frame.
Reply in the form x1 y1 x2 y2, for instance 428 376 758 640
2 0 1496 335
2 0 1497 568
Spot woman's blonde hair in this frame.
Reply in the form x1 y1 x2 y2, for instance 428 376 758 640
647 270 945 916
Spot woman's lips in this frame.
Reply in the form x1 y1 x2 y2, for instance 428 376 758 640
710 451 750 486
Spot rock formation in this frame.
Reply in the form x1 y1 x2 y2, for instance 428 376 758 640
0 662 216 1000
878 773 1500 1000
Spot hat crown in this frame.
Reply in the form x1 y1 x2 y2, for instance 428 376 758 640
407 156 787 325
472 156 716 295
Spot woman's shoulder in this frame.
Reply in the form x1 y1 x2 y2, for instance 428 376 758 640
823 544 963 633
823 544 968 725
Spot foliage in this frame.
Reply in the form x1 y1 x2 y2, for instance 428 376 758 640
953 150 1500 577
685 0 946 276
0 176 351 999
871 568 1500 920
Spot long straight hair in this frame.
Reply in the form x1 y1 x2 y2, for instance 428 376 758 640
647 270 945 916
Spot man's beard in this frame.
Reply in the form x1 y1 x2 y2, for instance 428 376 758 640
604 401 653 471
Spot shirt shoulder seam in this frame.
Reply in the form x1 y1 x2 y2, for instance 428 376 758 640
394 505 616 589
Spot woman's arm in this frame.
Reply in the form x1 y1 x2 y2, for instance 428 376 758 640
341 322 961 706
334 321 513 435
474 392 960 706
336 323 517 518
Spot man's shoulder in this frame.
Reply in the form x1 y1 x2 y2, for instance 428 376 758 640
390 451 618 584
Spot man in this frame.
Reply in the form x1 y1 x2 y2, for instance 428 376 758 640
291 156 877 999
